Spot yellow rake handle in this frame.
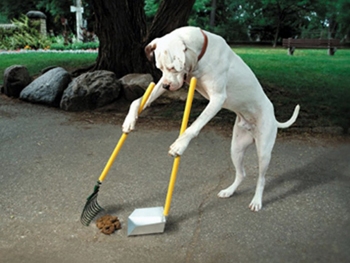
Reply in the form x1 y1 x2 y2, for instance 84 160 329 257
98 82 156 183
163 77 197 216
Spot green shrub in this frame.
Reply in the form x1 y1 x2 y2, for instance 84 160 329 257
0 17 99 51
0 15 51 50
49 41 99 50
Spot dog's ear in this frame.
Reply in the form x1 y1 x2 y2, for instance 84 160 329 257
145 39 158 61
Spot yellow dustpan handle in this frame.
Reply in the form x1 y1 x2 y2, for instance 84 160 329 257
163 77 197 216
98 82 156 182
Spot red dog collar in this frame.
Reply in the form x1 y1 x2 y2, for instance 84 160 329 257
198 29 208 61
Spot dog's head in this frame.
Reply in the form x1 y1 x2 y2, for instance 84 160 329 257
145 35 195 91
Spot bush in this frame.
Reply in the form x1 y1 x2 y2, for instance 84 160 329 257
0 16 99 51
0 15 51 50
49 37 99 50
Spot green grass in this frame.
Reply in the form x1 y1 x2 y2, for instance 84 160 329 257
233 48 350 131
0 52 97 83
1 49 349 130
235 48 349 94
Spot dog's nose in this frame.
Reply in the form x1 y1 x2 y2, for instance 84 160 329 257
162 84 170 90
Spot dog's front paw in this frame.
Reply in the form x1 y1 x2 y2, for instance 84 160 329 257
122 115 137 133
168 144 183 157
168 139 188 157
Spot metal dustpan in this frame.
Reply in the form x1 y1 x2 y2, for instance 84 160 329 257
128 207 166 235
127 77 197 236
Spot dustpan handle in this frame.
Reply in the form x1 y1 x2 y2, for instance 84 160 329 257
97 82 156 183
163 77 197 216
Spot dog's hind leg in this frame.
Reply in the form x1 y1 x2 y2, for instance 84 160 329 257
218 117 253 198
249 122 277 211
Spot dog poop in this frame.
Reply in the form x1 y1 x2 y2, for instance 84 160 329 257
96 215 121 235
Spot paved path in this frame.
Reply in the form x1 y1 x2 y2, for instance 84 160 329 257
1 95 349 263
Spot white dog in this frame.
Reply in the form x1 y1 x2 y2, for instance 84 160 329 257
123 26 300 211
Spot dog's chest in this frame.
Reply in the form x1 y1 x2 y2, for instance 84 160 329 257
193 84 210 100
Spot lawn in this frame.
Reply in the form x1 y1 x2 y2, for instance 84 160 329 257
234 47 350 131
0 48 349 131
0 52 97 83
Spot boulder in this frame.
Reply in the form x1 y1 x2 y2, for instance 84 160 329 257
120 73 153 101
119 73 205 103
20 67 71 107
3 65 32 98
41 66 58 74
26 11 47 19
60 70 121 111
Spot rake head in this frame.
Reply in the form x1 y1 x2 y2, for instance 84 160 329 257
80 182 104 226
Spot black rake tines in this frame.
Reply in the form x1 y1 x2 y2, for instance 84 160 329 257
80 182 104 226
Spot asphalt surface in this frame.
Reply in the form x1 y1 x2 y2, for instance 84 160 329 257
1 95 350 263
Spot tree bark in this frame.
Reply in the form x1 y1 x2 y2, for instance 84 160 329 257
210 0 217 27
273 19 281 47
91 0 147 78
272 4 282 48
144 0 196 80
328 18 338 39
91 0 195 79
146 0 196 43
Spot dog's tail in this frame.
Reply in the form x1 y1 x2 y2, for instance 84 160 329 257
277 104 300 129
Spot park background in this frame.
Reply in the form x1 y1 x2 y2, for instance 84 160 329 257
0 0 349 132
1 0 350 47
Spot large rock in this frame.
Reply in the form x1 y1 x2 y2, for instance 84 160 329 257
3 65 32 98
60 70 121 111
119 73 205 103
20 67 71 107
120 74 153 101
26 11 47 19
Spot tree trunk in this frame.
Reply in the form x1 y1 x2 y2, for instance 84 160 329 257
273 4 283 48
91 0 147 78
91 0 195 79
273 20 281 48
146 0 196 43
145 0 196 80
328 18 338 39
209 0 217 27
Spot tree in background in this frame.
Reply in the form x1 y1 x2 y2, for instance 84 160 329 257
1 0 349 74
188 0 350 44
0 0 94 37
251 0 315 47
313 0 350 41
240 0 350 43
91 0 195 78
2 0 349 44
0 0 36 20
187 0 256 42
